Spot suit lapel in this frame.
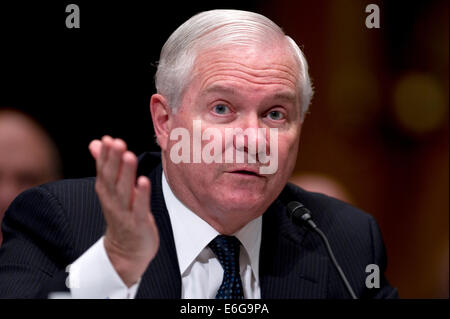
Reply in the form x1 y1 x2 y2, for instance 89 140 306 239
135 163 182 298
259 198 329 299
133 153 329 299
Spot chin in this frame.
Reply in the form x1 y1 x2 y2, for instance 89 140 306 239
216 190 269 214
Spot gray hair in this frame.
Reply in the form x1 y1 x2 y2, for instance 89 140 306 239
155 9 313 120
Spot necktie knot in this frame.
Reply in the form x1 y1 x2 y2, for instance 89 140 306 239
208 235 244 299
208 235 241 271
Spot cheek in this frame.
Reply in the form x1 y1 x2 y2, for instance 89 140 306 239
171 113 192 131
276 133 300 167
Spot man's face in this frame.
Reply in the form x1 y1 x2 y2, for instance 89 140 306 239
0 114 58 232
160 43 302 233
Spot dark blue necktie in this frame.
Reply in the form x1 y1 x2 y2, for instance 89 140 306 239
208 235 244 299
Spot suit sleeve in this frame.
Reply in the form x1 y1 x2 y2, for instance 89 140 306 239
366 216 399 299
0 186 73 298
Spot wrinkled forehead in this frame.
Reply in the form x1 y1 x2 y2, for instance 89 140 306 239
193 38 300 71
189 41 302 95
194 27 296 56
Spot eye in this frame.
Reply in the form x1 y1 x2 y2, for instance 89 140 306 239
267 110 285 121
212 104 231 115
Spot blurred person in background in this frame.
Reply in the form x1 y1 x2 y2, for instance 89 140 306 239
0 108 62 245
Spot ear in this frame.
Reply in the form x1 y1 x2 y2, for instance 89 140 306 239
150 93 172 151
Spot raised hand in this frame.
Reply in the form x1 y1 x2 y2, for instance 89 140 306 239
89 136 159 287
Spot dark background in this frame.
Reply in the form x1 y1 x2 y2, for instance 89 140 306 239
0 0 448 298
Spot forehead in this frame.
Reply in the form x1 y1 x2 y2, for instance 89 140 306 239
191 43 300 97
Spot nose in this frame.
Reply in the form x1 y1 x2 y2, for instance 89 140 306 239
233 114 267 159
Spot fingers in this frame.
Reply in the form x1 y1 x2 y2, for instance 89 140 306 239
134 176 158 250
133 176 151 217
98 136 114 173
89 140 102 160
93 136 127 185
103 139 127 185
92 136 148 215
116 151 138 210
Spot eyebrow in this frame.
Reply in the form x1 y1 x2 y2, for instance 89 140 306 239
202 84 297 104
202 85 237 96
272 91 297 104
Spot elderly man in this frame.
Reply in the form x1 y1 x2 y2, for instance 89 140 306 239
0 9 397 299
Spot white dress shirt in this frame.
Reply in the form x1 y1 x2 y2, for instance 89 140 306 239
68 172 262 299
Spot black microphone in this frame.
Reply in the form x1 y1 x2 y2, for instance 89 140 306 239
287 201 358 299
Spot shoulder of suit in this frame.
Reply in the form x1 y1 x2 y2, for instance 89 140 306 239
22 177 100 220
35 151 162 200
39 177 96 196
281 182 376 230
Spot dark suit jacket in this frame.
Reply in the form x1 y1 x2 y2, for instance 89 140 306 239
0 152 398 298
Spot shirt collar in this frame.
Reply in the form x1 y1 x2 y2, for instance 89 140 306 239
162 172 261 280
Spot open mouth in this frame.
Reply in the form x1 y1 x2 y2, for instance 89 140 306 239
229 169 261 177
233 170 258 176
